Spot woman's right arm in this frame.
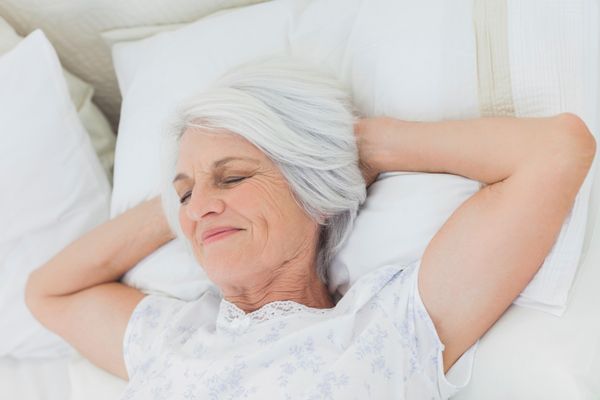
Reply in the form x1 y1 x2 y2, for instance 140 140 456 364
355 114 596 374
25 196 175 380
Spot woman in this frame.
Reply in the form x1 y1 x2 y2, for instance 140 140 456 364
25 57 596 399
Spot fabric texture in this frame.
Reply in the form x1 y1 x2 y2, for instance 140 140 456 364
473 0 515 117
120 259 477 399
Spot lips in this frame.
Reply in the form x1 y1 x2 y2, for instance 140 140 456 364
201 226 242 244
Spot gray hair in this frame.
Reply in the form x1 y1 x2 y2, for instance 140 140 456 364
161 56 366 285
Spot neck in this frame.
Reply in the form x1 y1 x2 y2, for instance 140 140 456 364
220 264 334 314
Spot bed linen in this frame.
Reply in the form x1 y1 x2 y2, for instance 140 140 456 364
505 0 598 314
473 0 599 315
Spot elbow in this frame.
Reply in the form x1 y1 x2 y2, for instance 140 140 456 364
24 272 38 315
25 269 57 331
554 113 597 166
24 269 45 319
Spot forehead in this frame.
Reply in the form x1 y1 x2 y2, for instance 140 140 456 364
176 127 267 169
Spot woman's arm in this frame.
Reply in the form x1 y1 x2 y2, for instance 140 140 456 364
355 113 596 184
26 196 174 298
25 196 174 380
356 113 596 373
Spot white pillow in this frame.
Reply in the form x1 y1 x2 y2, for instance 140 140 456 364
0 16 116 184
0 30 111 358
108 0 478 301
109 0 588 315
503 0 599 313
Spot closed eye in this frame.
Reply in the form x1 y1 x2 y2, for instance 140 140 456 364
223 176 247 184
179 191 191 204
179 176 248 205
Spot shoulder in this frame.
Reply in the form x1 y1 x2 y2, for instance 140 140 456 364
125 289 221 347
353 261 419 300
123 289 221 377
362 260 478 397
132 289 220 323
335 260 420 317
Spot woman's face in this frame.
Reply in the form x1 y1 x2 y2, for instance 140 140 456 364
173 127 319 290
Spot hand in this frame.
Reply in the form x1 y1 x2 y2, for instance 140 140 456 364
353 117 390 187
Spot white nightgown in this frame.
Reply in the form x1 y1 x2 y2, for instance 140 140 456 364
120 258 478 399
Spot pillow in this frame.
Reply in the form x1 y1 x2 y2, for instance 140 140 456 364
109 0 592 315
472 0 599 314
108 0 480 300
0 16 116 184
0 30 111 358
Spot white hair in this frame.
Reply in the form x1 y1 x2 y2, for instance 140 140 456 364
161 55 366 285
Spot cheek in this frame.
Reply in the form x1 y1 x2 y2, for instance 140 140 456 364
234 180 308 236
179 208 195 239
231 181 283 221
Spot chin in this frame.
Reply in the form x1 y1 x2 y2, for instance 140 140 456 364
204 260 251 284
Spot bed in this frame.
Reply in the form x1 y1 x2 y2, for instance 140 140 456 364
1 0 599 399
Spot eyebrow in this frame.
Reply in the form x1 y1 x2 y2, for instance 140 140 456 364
172 156 260 183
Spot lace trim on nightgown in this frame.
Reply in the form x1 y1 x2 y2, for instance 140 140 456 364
220 299 334 324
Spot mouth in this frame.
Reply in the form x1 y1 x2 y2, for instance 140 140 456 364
202 228 243 245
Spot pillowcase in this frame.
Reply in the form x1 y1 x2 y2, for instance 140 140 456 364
109 0 480 299
109 0 589 315
0 16 116 184
0 30 111 358
502 0 599 313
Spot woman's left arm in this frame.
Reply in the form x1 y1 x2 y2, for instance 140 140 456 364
355 114 596 373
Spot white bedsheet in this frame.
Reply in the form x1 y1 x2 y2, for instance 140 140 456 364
0 356 71 400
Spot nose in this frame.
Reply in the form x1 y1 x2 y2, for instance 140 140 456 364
185 185 225 221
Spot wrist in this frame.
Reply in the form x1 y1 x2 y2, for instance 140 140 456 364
358 116 408 174
138 196 176 243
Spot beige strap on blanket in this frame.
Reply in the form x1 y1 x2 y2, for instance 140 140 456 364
473 0 515 117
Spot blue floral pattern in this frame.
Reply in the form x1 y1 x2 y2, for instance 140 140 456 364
120 260 477 399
